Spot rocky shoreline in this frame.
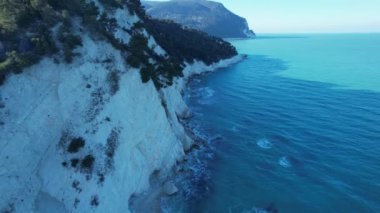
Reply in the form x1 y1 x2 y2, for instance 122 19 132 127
129 55 245 212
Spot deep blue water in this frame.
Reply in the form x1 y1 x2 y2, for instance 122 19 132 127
165 34 380 213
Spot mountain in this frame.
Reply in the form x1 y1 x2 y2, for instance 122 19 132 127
0 0 240 212
143 0 255 38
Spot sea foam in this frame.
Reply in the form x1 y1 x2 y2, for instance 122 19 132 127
257 138 273 149
278 156 292 168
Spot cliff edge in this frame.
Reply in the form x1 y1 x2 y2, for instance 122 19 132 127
0 0 240 212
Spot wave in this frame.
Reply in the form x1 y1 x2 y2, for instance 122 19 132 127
165 118 220 208
231 126 240 133
190 87 216 105
190 87 215 98
257 138 273 149
241 203 279 213
241 209 268 213
278 156 292 168
241 208 268 213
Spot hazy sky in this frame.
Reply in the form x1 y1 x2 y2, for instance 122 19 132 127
148 0 380 33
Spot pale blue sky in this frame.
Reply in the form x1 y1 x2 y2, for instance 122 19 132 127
147 0 380 33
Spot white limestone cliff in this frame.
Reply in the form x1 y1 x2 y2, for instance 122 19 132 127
0 3 242 213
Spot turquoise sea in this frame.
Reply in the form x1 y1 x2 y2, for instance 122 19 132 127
165 34 380 213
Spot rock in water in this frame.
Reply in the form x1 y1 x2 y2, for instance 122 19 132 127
163 181 179 195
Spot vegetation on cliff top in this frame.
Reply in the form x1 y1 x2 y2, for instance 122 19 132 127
0 0 237 88
126 1 237 88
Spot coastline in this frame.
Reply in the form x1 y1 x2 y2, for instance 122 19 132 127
129 54 245 212
0 46 243 212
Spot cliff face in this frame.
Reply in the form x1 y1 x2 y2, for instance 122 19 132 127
143 0 256 38
0 0 239 212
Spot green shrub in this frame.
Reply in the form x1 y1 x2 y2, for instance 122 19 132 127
140 63 154 83
89 12 129 51
105 129 119 169
0 0 28 33
129 33 149 52
63 34 82 63
74 198 80 208
63 48 74 63
0 51 39 75
81 154 95 173
0 0 96 84
72 180 81 192
144 18 237 66
81 3 100 32
99 0 125 9
0 0 238 89
126 55 141 68
67 137 85 153
32 26 58 55
0 58 13 75
71 158 80 167
127 0 144 16
126 33 149 68
90 195 99 207
107 70 120 95
97 173 105 184
58 23 83 63
30 0 47 9
65 34 82 48
131 21 144 31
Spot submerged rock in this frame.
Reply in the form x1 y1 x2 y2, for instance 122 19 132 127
163 181 179 196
